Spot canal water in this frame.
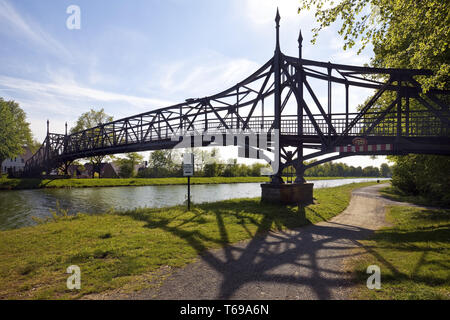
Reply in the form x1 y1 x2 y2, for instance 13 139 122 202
0 178 387 230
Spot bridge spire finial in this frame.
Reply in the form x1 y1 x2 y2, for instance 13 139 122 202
298 28 303 59
46 119 49 135
275 8 280 26
275 8 281 51
65 122 68 136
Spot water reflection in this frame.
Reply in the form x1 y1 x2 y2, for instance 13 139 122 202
0 178 387 230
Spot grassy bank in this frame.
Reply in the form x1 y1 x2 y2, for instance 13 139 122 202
0 176 380 190
380 185 448 207
0 181 376 299
349 205 450 299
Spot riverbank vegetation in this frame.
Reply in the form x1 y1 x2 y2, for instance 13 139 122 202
349 205 450 299
388 155 450 207
0 181 377 299
380 184 449 207
132 149 392 179
0 175 381 190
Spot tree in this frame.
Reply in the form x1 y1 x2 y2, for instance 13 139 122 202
299 0 449 91
203 162 224 177
301 0 449 203
380 163 391 177
116 152 144 178
70 108 113 178
0 98 33 167
388 154 450 204
138 150 182 178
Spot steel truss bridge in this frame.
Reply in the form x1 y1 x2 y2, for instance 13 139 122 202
24 11 450 183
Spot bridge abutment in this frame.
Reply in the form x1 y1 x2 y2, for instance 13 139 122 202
261 182 314 205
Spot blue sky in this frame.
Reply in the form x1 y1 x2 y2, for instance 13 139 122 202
0 0 389 167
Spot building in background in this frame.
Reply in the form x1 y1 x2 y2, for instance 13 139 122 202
67 162 147 178
1 147 33 175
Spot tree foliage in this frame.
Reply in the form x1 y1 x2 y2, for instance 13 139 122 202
137 149 269 178
299 0 449 90
0 98 33 165
116 152 144 178
70 108 113 134
70 108 113 177
388 154 450 205
300 161 391 177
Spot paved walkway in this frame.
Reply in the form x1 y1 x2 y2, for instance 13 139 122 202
123 183 392 300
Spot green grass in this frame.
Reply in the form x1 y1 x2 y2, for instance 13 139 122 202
0 176 378 190
0 181 376 299
380 185 447 207
350 205 450 300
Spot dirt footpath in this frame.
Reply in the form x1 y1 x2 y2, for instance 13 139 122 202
108 183 394 300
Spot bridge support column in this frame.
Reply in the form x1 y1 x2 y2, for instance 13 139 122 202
260 17 314 205
294 160 306 184
261 183 313 205
262 156 313 205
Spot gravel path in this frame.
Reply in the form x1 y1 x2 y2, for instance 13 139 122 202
114 183 392 300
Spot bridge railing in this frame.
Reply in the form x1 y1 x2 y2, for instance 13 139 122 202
61 109 449 155
24 133 65 175
24 107 448 176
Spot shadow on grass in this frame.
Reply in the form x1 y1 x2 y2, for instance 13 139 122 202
121 199 375 299
356 242 449 290
354 208 450 297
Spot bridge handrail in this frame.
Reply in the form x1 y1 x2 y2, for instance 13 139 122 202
284 55 433 76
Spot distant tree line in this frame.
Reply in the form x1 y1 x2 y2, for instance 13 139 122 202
135 149 392 179
302 161 392 178
137 149 268 178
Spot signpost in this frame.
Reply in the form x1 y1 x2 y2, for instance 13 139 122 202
183 153 194 211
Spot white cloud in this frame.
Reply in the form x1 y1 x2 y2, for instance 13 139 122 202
0 75 173 110
150 52 260 98
0 74 176 141
0 0 71 59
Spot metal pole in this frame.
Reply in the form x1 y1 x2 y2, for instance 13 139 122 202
405 94 410 136
345 83 349 130
295 28 305 184
298 29 303 138
187 176 191 211
272 9 283 184
180 105 183 133
327 64 332 138
236 87 240 129
64 122 68 154
397 79 402 138
261 98 265 129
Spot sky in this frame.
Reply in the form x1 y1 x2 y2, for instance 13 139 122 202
0 0 390 168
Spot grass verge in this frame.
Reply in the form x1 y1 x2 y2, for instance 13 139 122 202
0 181 376 299
380 185 448 207
349 205 450 299
0 176 378 190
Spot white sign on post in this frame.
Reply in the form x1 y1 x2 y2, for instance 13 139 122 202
183 153 194 176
